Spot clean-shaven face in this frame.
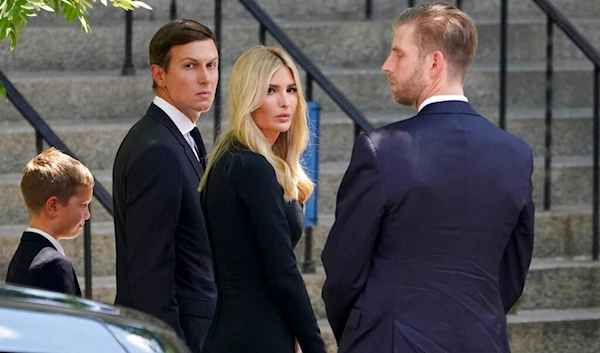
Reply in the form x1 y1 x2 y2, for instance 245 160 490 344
252 66 298 145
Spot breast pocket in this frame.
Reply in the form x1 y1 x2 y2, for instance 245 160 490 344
346 307 362 330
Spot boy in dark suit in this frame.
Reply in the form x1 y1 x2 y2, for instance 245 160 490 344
6 147 94 296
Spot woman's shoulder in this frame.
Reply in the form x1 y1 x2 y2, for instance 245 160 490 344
227 142 274 176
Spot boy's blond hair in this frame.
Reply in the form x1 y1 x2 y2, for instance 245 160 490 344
21 147 94 216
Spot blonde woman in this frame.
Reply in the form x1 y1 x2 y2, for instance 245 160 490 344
200 46 326 353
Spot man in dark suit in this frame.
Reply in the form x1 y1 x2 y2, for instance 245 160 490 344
322 4 534 353
112 19 218 353
7 148 94 297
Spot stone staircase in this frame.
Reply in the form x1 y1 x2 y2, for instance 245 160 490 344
2 0 600 351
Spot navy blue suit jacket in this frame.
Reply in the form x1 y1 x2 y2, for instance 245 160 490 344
113 103 216 352
6 232 81 296
322 102 535 353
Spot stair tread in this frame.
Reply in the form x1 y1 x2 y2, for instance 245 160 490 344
316 307 600 328
1 58 594 80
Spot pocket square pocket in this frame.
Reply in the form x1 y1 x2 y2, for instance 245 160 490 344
346 307 362 330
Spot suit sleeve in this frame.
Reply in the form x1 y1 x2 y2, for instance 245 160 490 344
233 154 326 353
124 144 183 335
498 150 535 313
321 134 387 342
30 252 79 296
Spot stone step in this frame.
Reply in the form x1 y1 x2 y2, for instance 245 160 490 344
1 153 600 224
319 155 600 214
22 0 600 26
0 106 596 174
2 15 600 72
298 206 599 268
1 203 596 281
2 232 598 313
0 62 596 123
319 307 600 353
302 260 600 320
0 198 596 279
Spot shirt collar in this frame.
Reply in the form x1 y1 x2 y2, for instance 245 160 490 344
26 227 66 256
153 96 197 135
418 95 469 112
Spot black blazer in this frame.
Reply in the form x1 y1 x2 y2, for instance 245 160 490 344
202 142 326 353
322 102 535 353
6 231 81 296
113 103 216 349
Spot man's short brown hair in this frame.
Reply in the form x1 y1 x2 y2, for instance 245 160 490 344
21 148 94 216
394 3 478 81
149 19 216 91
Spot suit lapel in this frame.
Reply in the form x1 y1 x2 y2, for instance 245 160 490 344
145 103 204 179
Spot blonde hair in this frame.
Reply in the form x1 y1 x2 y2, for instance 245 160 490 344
394 3 478 81
200 46 313 203
21 147 94 215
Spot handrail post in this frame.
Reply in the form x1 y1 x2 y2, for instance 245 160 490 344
543 18 554 211
306 74 313 101
35 131 43 154
499 0 508 130
365 0 372 19
354 122 361 139
593 65 599 260
84 212 92 299
455 0 462 9
259 24 266 45
214 0 222 140
121 11 135 76
408 0 415 7
170 0 177 20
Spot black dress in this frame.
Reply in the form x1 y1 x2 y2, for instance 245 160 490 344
202 142 326 353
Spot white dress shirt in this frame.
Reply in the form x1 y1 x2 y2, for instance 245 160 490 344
418 95 469 112
26 227 66 256
153 96 200 161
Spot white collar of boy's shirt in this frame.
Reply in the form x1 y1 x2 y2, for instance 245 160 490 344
26 227 65 256
153 96 197 136
418 95 469 112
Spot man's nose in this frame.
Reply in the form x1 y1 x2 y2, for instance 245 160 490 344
382 55 393 73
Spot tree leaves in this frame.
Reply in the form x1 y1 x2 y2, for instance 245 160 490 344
0 0 152 96
0 0 153 51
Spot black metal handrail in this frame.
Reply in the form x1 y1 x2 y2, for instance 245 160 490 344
508 0 600 259
0 71 115 298
215 0 374 137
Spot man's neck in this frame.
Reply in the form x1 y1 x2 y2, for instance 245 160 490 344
155 91 200 124
416 83 465 111
28 219 61 241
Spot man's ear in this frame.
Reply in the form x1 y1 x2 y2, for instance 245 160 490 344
429 50 445 78
45 196 60 219
151 64 167 88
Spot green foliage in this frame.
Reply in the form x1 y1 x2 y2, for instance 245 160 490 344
0 0 151 96
0 0 152 52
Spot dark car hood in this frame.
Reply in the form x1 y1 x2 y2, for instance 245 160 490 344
0 284 169 330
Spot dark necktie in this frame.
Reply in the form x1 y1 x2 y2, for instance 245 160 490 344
189 127 207 170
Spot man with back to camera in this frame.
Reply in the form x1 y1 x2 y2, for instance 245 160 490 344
322 4 535 353
112 19 218 353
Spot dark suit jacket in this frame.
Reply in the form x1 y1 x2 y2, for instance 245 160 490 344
202 142 326 353
6 231 81 296
113 103 216 352
322 102 535 353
